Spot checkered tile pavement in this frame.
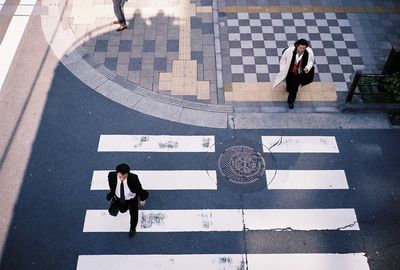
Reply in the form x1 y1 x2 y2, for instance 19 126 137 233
226 12 365 91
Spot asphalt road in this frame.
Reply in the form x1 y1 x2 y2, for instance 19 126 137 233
0 59 399 269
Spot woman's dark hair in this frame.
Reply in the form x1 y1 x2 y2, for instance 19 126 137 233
116 163 130 174
295 38 309 47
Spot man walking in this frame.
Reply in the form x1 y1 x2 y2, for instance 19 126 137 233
107 163 148 238
112 0 128 31
273 39 315 109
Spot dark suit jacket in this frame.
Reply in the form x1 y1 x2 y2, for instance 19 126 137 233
108 172 149 201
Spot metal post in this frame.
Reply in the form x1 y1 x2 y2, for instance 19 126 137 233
382 46 400 75
346 70 361 102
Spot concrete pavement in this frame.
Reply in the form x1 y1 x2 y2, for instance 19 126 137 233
40 0 399 128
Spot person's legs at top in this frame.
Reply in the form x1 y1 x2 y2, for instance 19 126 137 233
113 0 127 31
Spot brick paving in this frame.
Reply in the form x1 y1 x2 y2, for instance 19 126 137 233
66 0 400 105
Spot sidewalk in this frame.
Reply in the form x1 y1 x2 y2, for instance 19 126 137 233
40 0 399 128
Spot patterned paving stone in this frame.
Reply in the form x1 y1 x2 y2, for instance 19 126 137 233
191 17 203 29
104 57 118 70
222 12 365 89
68 0 400 105
167 40 179 52
129 58 142 71
95 40 108 52
154 58 167 70
119 40 132 52
191 51 204 64
143 40 156 52
202 23 214 34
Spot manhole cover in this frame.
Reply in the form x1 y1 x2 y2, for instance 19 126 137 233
218 145 266 184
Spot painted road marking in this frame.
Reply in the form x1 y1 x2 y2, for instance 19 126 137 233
83 208 359 232
76 253 369 270
98 135 215 152
83 209 243 232
247 253 369 270
0 0 5 11
244 209 359 231
90 170 217 190
0 0 37 92
262 136 339 153
266 170 349 189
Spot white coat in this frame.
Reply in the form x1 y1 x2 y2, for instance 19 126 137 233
273 45 315 88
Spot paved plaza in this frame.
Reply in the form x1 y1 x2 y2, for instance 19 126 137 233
61 0 400 108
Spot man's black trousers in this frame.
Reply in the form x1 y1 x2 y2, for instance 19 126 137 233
119 196 139 230
286 72 302 104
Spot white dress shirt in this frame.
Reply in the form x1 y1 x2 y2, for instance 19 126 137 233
115 179 136 200
295 52 304 64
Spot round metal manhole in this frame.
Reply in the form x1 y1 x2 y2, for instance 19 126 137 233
218 145 266 184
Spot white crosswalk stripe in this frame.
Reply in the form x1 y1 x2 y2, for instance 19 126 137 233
0 0 5 12
83 208 359 232
77 253 370 270
76 134 369 270
90 170 217 190
262 136 339 153
266 170 349 189
0 0 37 92
98 135 215 152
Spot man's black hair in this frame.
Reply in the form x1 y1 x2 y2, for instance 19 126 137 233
116 163 130 174
295 38 309 47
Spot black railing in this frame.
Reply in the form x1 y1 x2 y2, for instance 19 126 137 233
346 71 393 102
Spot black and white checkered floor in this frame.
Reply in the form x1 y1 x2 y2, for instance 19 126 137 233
225 12 365 91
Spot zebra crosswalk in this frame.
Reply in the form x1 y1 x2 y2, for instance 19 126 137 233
83 208 359 232
266 170 349 189
97 135 215 152
77 253 369 270
90 170 218 190
262 136 339 153
77 134 370 270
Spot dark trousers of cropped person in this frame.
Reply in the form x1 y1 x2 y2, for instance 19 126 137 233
113 0 126 24
119 196 139 229
286 72 302 104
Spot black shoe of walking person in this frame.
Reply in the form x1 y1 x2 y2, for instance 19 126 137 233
129 228 136 238
288 103 294 110
117 23 128 31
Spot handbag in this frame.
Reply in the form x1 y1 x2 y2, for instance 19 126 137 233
108 196 119 217
301 66 315 86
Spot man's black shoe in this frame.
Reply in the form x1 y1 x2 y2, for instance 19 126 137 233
288 103 294 109
129 229 136 238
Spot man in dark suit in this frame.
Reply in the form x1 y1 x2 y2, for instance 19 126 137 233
107 163 149 238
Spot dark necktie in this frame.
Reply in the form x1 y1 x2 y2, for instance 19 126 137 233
120 181 125 204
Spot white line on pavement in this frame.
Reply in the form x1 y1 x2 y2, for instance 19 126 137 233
262 136 339 153
90 170 217 190
247 253 370 270
0 0 37 92
0 0 5 12
19 0 37 4
83 209 243 232
244 209 359 231
76 253 370 270
97 135 215 152
266 170 349 189
83 208 359 232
